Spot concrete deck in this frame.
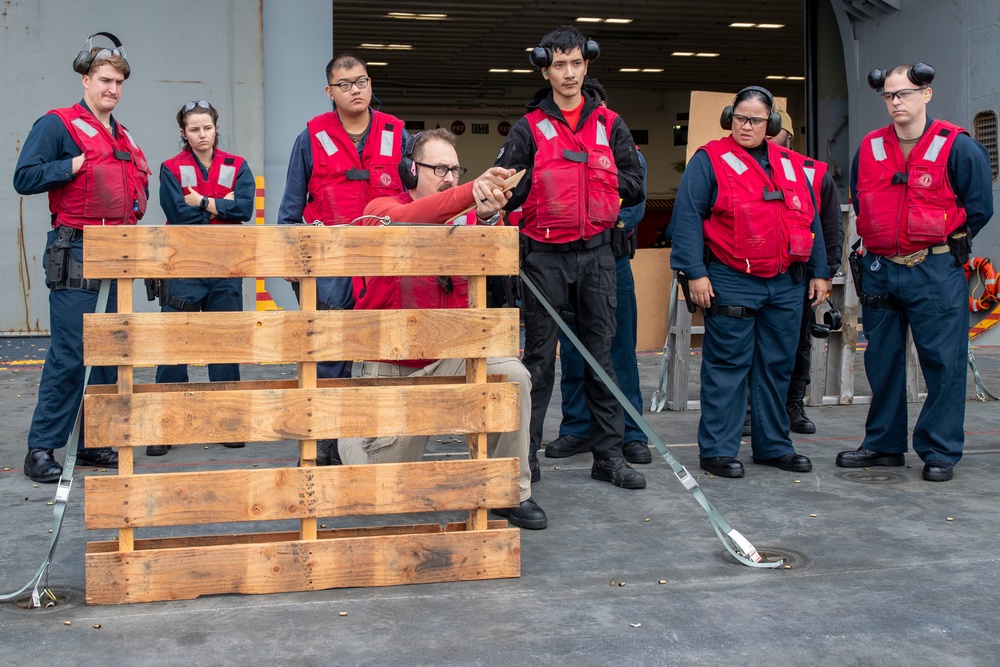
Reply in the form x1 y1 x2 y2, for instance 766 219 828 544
1 336 999 666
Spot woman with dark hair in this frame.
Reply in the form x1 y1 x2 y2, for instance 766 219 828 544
146 100 255 456
668 86 830 478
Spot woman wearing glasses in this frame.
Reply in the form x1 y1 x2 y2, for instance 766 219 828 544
146 100 255 457
668 85 829 478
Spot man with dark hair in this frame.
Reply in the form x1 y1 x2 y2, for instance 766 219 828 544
837 63 993 482
14 37 150 482
544 76 652 467
339 129 548 530
496 26 647 489
278 52 409 465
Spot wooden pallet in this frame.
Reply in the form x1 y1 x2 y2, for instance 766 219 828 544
81 225 523 605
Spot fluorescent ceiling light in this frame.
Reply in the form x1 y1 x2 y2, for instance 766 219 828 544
359 43 413 50
511 69 533 73
766 75 786 80
386 12 447 20
757 23 785 29
367 61 388 66
786 75 805 81
489 68 510 73
642 68 664 73
695 52 720 57
729 22 756 28
620 68 641 72
605 18 633 24
671 52 694 57
576 16 632 23
576 17 602 22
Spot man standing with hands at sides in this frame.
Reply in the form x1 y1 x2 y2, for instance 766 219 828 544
495 26 647 489
837 63 993 482
278 52 408 465
14 33 150 482
339 129 547 530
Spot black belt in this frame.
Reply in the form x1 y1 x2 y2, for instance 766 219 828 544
704 303 756 319
522 228 612 253
55 226 85 240
63 277 101 292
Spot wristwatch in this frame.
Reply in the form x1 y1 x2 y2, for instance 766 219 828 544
199 197 210 210
476 211 501 226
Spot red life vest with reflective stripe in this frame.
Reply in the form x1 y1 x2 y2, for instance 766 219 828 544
798 156 827 203
520 106 621 243
163 149 246 224
302 110 405 226
352 193 476 312
856 119 967 256
702 136 816 278
46 104 150 228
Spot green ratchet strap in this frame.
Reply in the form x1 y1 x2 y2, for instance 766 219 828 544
0 280 110 607
520 270 781 569
968 341 999 401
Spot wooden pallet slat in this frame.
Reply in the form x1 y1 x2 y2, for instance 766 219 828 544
83 382 521 447
84 459 521 529
85 527 521 605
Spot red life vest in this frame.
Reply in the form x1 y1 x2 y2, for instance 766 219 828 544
162 149 246 224
798 156 827 203
302 110 405 226
520 106 621 243
46 104 150 228
352 193 476 312
702 136 816 278
855 119 967 256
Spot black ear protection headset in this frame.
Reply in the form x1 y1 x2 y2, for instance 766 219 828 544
867 62 934 91
808 305 843 339
397 132 423 190
72 32 130 80
528 38 600 69
720 86 782 137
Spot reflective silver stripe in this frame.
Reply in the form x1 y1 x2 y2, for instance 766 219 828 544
721 151 748 175
71 118 98 138
315 130 337 156
780 157 797 182
596 122 609 147
122 128 138 149
537 118 557 141
380 129 394 156
923 134 947 162
871 136 887 161
218 164 236 190
803 166 816 186
179 165 198 188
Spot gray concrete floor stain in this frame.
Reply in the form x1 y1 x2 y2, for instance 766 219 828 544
2 337 999 666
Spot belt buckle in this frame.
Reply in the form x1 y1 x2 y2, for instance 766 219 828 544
903 249 927 267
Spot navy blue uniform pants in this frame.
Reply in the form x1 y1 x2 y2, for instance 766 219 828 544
698 263 804 460
521 242 624 461
860 251 968 464
156 277 243 383
28 232 118 451
557 253 645 444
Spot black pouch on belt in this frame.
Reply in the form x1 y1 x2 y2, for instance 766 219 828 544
43 226 74 286
948 224 971 267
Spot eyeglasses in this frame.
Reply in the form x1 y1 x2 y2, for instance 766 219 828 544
330 77 370 92
93 47 126 61
183 100 211 113
733 113 768 128
415 161 468 178
880 87 927 102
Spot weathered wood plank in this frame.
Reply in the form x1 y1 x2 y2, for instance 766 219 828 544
82 225 519 279
83 309 519 365
85 528 521 604
83 383 521 447
83 375 510 395
85 521 511 553
84 458 520 529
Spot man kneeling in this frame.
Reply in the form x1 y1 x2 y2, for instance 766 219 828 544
339 129 547 530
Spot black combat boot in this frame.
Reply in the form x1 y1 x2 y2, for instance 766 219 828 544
786 384 816 434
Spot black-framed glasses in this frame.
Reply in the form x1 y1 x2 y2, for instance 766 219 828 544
733 113 768 128
330 76 370 92
183 100 211 113
415 161 468 178
879 87 926 102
